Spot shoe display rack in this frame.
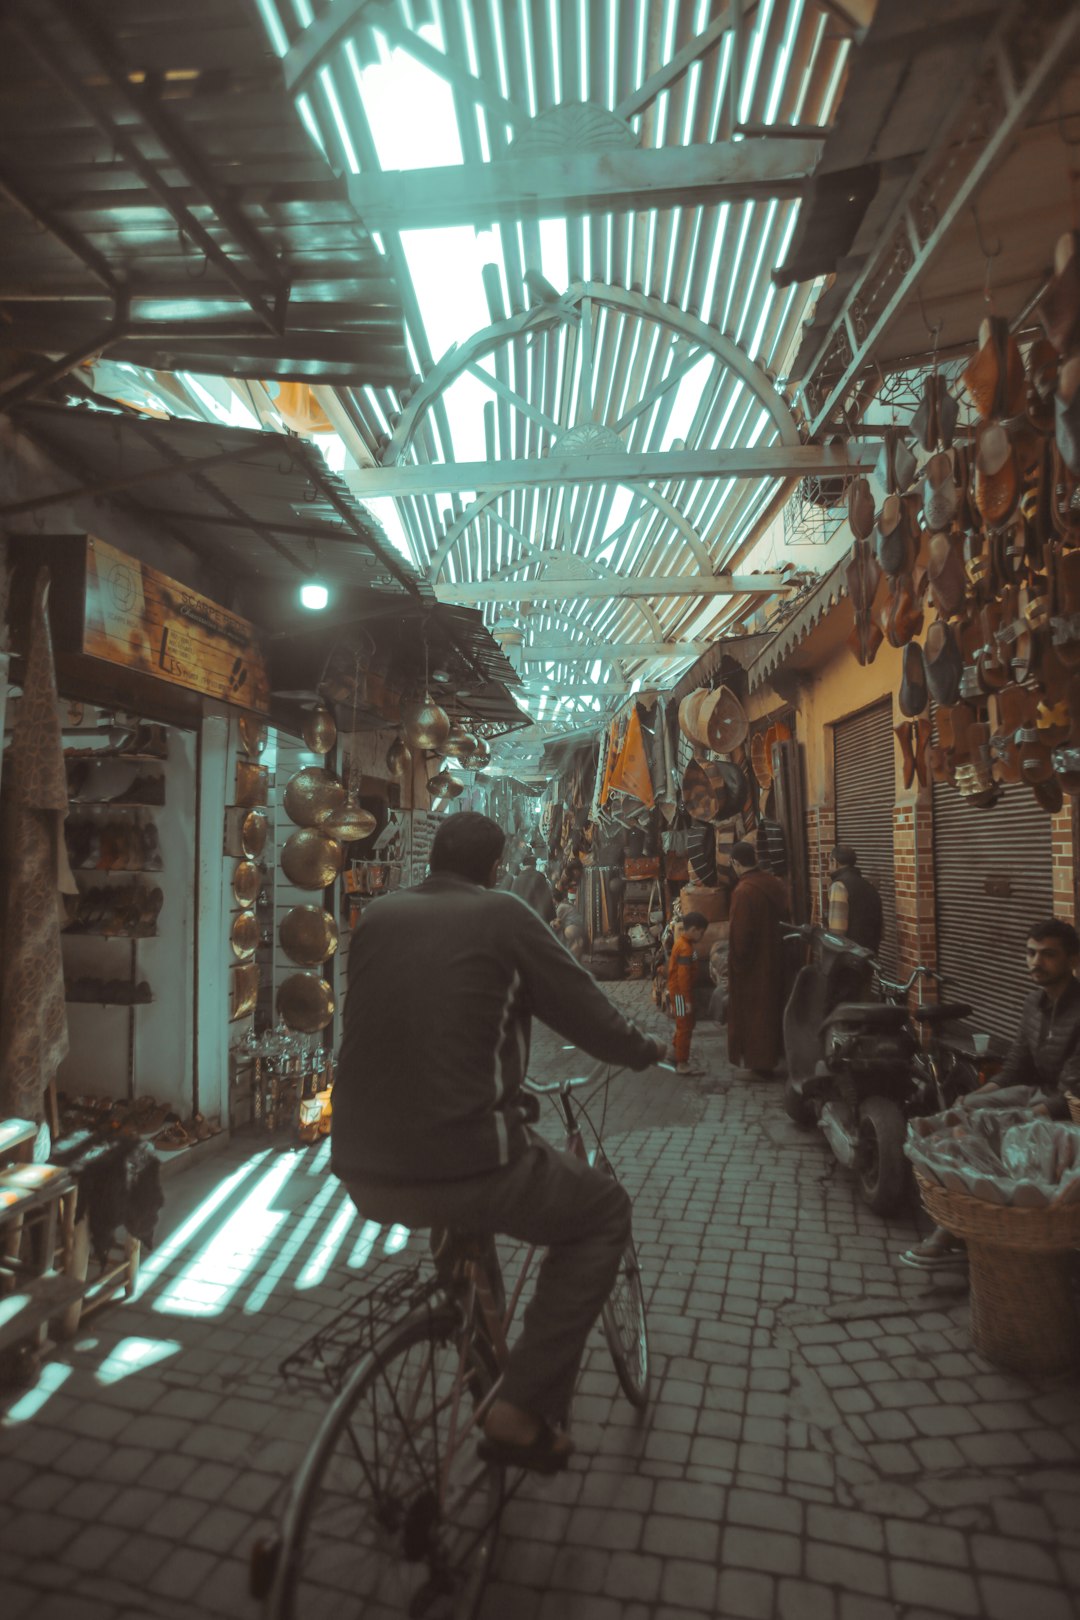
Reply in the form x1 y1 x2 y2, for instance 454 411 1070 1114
62 723 167 1101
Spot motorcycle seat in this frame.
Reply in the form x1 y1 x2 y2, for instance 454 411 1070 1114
821 1002 908 1033
913 1002 973 1025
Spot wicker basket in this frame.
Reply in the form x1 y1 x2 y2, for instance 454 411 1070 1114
1067 1093 1080 1126
916 1173 1080 1376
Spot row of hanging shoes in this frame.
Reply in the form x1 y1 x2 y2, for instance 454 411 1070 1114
66 818 163 871
63 884 164 936
845 227 1080 812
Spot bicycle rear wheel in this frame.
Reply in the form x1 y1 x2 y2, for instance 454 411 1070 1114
597 1166 650 1409
263 1305 504 1620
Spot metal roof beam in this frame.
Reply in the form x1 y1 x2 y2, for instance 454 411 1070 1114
439 574 790 605
345 441 873 497
345 139 822 230
523 641 711 662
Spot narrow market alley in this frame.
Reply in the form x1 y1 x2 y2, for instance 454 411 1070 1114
2 984 1078 1620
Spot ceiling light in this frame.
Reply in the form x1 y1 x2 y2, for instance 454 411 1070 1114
300 581 329 611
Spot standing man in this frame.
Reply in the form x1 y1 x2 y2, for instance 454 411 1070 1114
332 812 671 1469
668 911 708 1076
827 843 884 955
727 840 789 1077
511 852 556 924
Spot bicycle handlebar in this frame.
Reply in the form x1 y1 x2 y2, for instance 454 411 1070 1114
523 1051 673 1095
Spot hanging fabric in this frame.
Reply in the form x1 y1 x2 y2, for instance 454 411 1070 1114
606 707 655 806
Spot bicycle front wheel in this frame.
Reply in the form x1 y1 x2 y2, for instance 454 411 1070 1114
265 1304 504 1620
597 1166 650 1409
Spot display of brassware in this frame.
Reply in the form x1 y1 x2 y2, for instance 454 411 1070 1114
230 963 259 1021
283 766 346 828
302 705 337 755
277 971 335 1033
402 693 450 752
279 905 340 967
444 721 477 760
241 808 269 857
231 909 259 959
232 860 260 905
386 733 411 779
281 828 343 889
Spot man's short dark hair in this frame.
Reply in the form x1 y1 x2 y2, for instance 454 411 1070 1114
1028 918 1080 956
682 911 709 931
833 844 857 868
730 841 757 867
520 852 537 867
430 812 506 884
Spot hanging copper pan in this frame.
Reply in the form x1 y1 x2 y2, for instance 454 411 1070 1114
233 860 260 905
279 905 340 967
241 808 269 858
281 828 343 889
238 716 267 757
302 705 338 755
231 909 259 959
284 766 346 828
277 972 335 1033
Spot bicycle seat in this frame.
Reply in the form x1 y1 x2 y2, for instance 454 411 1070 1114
913 1002 973 1025
821 1003 908 1033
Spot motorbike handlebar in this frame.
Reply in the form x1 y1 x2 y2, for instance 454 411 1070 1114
878 964 943 997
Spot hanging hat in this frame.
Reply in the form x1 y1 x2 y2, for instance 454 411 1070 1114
701 687 749 755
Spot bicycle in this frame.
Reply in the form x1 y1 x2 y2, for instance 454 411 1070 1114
251 1058 651 1620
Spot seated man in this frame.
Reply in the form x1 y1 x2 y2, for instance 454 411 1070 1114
331 812 670 1468
901 916 1080 1269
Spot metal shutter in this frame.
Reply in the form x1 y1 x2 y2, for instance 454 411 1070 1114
833 699 898 974
932 776 1053 1043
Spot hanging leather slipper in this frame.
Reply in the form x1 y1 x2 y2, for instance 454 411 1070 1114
924 450 960 532
927 533 967 618
937 375 959 450
1033 775 1064 815
975 422 1019 528
923 619 964 707
847 476 876 542
1052 746 1080 795
1038 229 1080 358
895 723 917 791
913 718 932 788
1055 353 1080 478
876 494 908 576
1027 338 1059 436
1018 727 1055 784
885 574 923 648
899 641 929 717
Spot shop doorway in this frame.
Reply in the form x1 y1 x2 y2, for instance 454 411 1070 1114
832 699 898 975
933 779 1053 1043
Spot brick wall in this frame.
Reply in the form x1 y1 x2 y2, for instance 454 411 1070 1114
804 804 836 925
894 800 937 982
1051 799 1077 926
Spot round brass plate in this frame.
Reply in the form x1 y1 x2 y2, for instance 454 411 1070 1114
277 971 335 1033
233 860 260 905
302 705 338 755
281 828 343 889
279 904 340 967
241 808 269 858
231 909 259 959
239 715 268 756
284 766 346 828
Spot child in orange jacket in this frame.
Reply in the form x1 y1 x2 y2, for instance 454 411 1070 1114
667 911 708 1076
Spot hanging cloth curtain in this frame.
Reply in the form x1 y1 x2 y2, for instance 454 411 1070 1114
606 707 656 807
0 572 75 1121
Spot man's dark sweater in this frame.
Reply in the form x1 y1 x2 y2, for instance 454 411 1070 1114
996 977 1080 1121
332 872 657 1184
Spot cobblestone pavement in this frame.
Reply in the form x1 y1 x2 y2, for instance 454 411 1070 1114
2 982 1079 1620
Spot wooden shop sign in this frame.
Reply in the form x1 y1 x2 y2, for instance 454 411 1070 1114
83 537 270 715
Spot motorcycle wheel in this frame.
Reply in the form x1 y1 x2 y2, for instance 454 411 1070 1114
856 1094 907 1215
783 1075 815 1128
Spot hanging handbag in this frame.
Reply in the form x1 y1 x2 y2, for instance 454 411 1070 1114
648 879 664 925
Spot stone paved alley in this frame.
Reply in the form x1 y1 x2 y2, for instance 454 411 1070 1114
2 982 1079 1620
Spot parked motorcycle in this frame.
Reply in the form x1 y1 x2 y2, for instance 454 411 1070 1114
781 926 1006 1214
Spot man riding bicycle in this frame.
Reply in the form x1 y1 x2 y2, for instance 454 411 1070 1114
331 812 671 1471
